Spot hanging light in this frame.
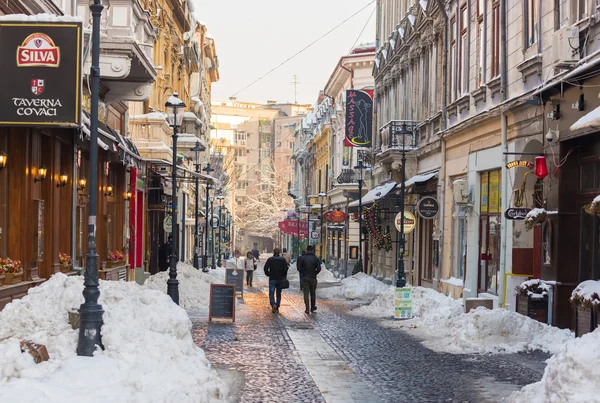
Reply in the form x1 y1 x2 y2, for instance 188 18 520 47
0 151 7 171
534 156 548 179
57 172 68 188
77 177 87 191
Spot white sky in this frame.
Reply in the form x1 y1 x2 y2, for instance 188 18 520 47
194 0 376 105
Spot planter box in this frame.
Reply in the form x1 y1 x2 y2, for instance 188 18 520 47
59 264 72 273
516 294 548 324
0 274 4 286
105 260 125 269
575 306 598 337
4 272 23 285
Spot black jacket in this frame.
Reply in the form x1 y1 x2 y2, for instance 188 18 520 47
264 255 289 280
297 252 321 279
158 242 171 271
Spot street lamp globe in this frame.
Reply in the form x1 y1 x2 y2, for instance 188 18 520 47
165 92 186 128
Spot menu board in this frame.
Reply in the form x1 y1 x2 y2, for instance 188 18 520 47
226 269 244 296
209 284 235 322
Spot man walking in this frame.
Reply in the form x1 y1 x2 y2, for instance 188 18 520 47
263 248 289 313
297 245 321 314
158 235 172 272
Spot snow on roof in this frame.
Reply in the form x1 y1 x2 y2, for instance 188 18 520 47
131 112 168 120
408 14 416 26
571 280 600 304
419 0 428 11
0 13 82 22
348 182 396 207
570 105 600 132
166 94 185 107
398 27 405 38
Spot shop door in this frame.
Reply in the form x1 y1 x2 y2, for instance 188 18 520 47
579 206 600 282
419 218 433 283
478 215 501 293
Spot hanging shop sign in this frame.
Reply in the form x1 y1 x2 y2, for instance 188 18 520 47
0 20 82 126
278 219 309 236
163 216 172 233
504 208 531 220
506 160 534 169
395 211 416 234
345 89 373 147
417 197 439 219
323 210 347 223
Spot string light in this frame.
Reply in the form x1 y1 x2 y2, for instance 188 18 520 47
362 202 392 251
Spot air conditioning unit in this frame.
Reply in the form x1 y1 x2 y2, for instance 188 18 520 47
158 166 170 174
452 179 470 205
552 26 580 66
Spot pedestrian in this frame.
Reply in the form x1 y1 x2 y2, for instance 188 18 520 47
226 249 245 270
282 248 291 265
245 251 257 287
263 247 289 313
158 235 172 272
297 245 321 314
299 250 307 290
252 247 260 262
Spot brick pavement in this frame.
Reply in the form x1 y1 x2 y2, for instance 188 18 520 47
192 270 548 403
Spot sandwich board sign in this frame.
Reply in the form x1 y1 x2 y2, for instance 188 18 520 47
209 284 235 322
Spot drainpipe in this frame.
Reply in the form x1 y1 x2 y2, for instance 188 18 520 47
436 0 449 286
499 0 509 304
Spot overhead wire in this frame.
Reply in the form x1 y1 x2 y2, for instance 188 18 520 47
348 5 375 54
229 0 376 98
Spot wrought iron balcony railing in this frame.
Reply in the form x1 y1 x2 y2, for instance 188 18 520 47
378 120 420 152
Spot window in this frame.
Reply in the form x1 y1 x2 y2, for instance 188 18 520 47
237 132 246 141
491 1 500 78
525 0 539 47
576 0 588 21
459 5 469 94
477 9 485 87
478 169 502 294
450 17 457 101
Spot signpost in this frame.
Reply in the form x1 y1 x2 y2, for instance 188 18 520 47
209 284 235 322
394 287 413 319
163 216 172 233
417 197 439 219
225 268 244 297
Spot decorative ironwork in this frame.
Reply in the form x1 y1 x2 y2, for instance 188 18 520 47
379 120 420 150
337 168 356 184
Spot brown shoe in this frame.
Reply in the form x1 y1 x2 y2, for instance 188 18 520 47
272 304 277 313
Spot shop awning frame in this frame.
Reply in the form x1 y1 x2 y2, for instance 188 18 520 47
348 182 397 208
145 158 218 185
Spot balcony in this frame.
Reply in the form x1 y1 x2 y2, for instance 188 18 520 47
79 0 157 102
377 120 420 165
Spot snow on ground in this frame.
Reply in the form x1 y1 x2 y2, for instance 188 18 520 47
0 274 225 403
286 262 340 285
509 327 600 403
144 262 222 309
318 273 389 300
351 283 573 355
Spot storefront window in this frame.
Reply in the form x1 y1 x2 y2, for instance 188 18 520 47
478 169 501 294
452 206 467 279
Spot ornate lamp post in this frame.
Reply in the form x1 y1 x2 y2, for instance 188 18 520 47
191 141 205 269
202 163 214 272
165 92 186 304
216 195 224 266
77 0 105 357
395 122 412 288
210 195 216 269
354 153 367 272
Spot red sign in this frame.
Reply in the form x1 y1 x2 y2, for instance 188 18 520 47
278 219 309 236
323 210 347 223
17 33 60 67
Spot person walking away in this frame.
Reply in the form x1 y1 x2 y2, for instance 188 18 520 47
245 251 257 287
299 250 307 291
297 245 321 314
252 247 260 262
282 248 291 265
264 248 289 313
158 235 172 272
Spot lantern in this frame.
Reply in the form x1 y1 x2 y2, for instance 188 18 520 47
534 156 548 179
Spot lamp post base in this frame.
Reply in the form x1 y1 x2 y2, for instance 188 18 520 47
167 277 179 305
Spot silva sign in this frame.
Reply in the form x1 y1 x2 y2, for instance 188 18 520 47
0 21 82 126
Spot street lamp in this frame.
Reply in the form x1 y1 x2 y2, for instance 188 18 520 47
354 153 367 273
395 122 412 288
191 141 205 269
165 91 186 305
77 0 105 357
210 195 216 270
202 163 214 272
216 195 224 266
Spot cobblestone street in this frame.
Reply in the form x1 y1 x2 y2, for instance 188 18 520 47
192 270 548 403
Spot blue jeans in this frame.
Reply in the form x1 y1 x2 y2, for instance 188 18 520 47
269 279 282 308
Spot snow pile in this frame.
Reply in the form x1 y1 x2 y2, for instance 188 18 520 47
441 276 464 287
0 274 225 403
354 286 572 354
144 262 221 309
509 328 600 403
320 273 390 300
570 280 600 307
287 262 340 284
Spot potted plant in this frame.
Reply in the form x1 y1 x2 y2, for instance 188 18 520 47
58 252 73 273
106 250 125 268
571 280 600 337
583 195 600 216
524 208 548 231
1 258 23 284
515 279 551 323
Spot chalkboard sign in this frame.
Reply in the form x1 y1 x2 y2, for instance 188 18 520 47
209 284 236 322
225 269 244 296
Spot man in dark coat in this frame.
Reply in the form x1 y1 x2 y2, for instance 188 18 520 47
297 245 321 314
252 247 260 262
264 248 289 313
158 235 172 272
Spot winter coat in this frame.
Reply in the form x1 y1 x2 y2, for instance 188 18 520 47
245 257 257 271
297 252 321 279
264 255 289 281
158 242 171 272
